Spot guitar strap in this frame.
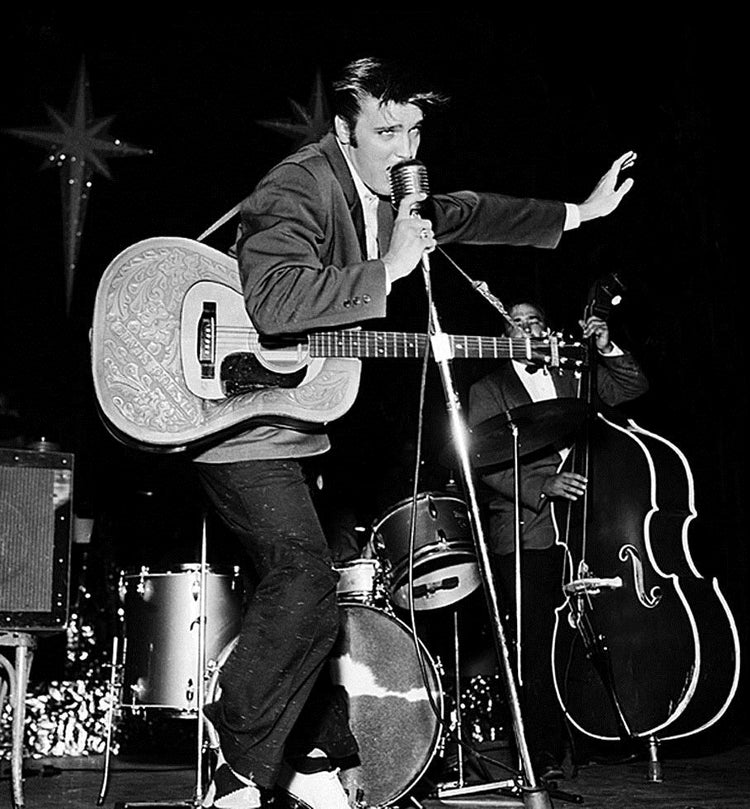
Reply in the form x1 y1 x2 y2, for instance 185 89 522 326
196 201 242 243
199 197 394 252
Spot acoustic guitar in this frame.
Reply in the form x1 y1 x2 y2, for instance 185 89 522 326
91 237 586 451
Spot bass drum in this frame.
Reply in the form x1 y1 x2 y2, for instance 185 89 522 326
118 564 243 714
331 604 443 808
205 604 443 808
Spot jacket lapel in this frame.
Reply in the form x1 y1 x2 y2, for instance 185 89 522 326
552 369 582 398
319 133 368 259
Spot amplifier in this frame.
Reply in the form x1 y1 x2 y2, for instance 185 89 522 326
0 447 74 630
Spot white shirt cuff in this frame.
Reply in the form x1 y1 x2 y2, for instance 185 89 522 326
563 203 581 231
599 341 624 357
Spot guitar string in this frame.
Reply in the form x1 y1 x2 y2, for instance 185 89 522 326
206 328 583 361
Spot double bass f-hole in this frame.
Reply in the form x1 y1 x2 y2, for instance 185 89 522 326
619 545 662 608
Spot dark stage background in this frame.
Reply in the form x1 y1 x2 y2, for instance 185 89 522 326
1 12 747 742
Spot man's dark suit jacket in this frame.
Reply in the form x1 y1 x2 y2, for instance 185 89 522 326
469 355 648 555
237 132 566 336
200 132 568 462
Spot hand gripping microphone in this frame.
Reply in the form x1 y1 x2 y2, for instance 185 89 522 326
389 159 433 273
389 158 430 212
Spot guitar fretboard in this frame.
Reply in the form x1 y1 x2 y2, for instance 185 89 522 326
309 331 586 364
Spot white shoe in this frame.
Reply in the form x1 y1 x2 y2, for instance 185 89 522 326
202 748 262 809
276 763 350 809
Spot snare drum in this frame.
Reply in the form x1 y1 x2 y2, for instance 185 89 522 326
118 564 242 714
334 558 388 606
372 492 481 611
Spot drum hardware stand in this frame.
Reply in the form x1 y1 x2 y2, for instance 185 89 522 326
193 517 211 806
96 634 122 805
434 609 522 805
419 257 551 809
513 422 588 808
452 610 465 789
511 420 524 689
97 520 214 808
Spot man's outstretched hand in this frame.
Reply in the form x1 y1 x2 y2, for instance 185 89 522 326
579 151 637 221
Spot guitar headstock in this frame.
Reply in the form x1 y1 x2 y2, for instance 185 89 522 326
529 332 588 370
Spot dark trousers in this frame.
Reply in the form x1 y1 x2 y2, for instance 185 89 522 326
196 458 358 789
493 546 567 763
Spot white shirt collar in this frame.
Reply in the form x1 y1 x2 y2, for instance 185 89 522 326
336 139 377 204
336 138 380 260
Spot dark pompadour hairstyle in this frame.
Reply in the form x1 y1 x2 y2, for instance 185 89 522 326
332 56 449 138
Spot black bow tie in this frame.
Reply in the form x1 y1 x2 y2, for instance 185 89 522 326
524 364 542 374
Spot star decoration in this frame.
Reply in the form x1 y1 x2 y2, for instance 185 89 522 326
3 57 153 314
256 68 331 148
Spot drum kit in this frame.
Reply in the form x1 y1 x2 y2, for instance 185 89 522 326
93 400 588 806
95 489 495 808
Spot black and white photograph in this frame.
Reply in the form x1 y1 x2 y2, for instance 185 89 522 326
0 12 746 809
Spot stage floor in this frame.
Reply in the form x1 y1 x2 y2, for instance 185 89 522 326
4 733 750 809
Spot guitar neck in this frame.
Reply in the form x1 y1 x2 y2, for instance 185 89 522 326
308 331 583 363
309 331 428 358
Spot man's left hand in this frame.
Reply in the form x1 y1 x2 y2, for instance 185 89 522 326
578 151 637 221
579 315 613 353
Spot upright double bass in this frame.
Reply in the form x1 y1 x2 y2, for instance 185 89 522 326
551 275 740 746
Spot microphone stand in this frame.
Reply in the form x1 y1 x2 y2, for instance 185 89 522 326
419 254 552 809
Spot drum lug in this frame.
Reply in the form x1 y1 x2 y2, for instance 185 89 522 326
129 680 145 704
205 658 220 676
351 787 368 808
136 565 149 594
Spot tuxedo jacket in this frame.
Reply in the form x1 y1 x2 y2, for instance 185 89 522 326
199 132 568 462
468 354 648 555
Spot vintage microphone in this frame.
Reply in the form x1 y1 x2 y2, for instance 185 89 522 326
389 159 432 273
389 160 552 807
389 158 430 209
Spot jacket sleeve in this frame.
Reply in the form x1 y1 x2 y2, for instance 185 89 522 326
596 351 649 406
236 161 388 335
480 460 559 512
432 191 566 249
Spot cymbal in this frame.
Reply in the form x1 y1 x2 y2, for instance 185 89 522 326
442 397 590 469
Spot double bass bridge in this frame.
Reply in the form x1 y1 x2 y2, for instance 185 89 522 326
563 575 624 596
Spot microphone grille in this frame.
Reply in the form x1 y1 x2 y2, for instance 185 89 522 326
389 159 430 208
